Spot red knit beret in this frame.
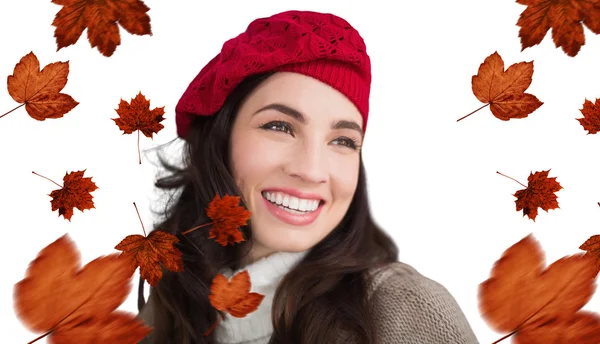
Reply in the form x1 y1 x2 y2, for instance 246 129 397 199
175 10 372 139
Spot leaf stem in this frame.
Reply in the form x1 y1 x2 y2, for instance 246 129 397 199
133 202 147 236
203 313 224 336
457 103 490 122
491 329 517 343
137 130 141 165
496 171 526 188
32 171 62 188
181 222 214 235
0 103 24 119
28 331 51 344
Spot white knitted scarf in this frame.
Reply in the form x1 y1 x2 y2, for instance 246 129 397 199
213 250 309 343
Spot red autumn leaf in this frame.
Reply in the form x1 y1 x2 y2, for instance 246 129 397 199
515 311 600 343
513 169 563 221
459 51 543 122
13 234 152 343
478 234 599 343
515 0 600 57
206 194 251 246
115 230 184 287
580 234 600 272
42 169 99 221
577 98 600 134
209 270 264 318
112 92 165 164
3 52 78 121
51 0 152 57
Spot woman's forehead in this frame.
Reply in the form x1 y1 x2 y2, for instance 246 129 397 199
242 72 362 122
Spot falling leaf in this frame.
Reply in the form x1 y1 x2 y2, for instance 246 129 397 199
112 92 165 164
208 270 264 318
206 194 251 246
513 169 562 221
580 234 600 271
577 98 600 134
115 230 184 287
459 51 543 122
515 0 600 57
41 169 99 221
479 234 599 343
51 0 152 57
13 234 152 343
3 52 78 121
515 311 600 344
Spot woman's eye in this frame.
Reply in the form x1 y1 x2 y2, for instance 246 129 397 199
332 137 359 150
260 121 293 135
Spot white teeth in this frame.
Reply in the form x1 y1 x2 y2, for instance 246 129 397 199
262 191 321 212
298 199 308 211
289 197 299 209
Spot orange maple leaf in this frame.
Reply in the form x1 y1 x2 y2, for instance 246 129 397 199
203 270 265 336
112 92 165 164
459 51 543 122
580 234 600 272
498 169 562 221
576 98 600 134
33 170 99 221
115 230 184 287
206 194 251 246
515 0 600 57
3 52 78 121
478 234 600 344
51 0 152 57
13 234 152 343
115 202 183 286
516 311 600 344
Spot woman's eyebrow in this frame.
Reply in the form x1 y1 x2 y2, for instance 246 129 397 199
331 120 363 139
253 103 364 137
253 103 306 124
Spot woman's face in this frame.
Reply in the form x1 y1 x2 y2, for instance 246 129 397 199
229 72 364 261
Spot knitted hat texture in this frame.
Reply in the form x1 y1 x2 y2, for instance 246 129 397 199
175 10 372 139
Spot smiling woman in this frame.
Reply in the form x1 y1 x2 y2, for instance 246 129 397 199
136 10 480 344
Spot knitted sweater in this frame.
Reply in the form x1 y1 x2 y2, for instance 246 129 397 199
137 251 480 344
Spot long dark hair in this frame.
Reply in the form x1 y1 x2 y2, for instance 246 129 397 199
137 71 399 343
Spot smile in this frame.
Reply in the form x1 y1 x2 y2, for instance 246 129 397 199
262 191 320 213
261 190 325 226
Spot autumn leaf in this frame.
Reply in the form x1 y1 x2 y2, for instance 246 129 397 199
3 52 78 121
115 230 184 287
497 170 562 221
515 0 600 57
112 92 165 164
577 98 600 134
459 52 543 122
515 311 600 344
115 202 183 286
203 270 264 336
32 170 99 221
51 0 152 57
13 234 152 343
478 234 600 343
580 234 600 272
205 194 251 246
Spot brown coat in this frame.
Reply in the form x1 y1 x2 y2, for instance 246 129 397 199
137 261 480 343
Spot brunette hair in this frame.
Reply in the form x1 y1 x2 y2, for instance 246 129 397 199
137 71 399 343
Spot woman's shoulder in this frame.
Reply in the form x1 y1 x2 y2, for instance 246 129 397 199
365 261 480 344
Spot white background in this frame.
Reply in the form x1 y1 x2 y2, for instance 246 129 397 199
2 1 600 343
